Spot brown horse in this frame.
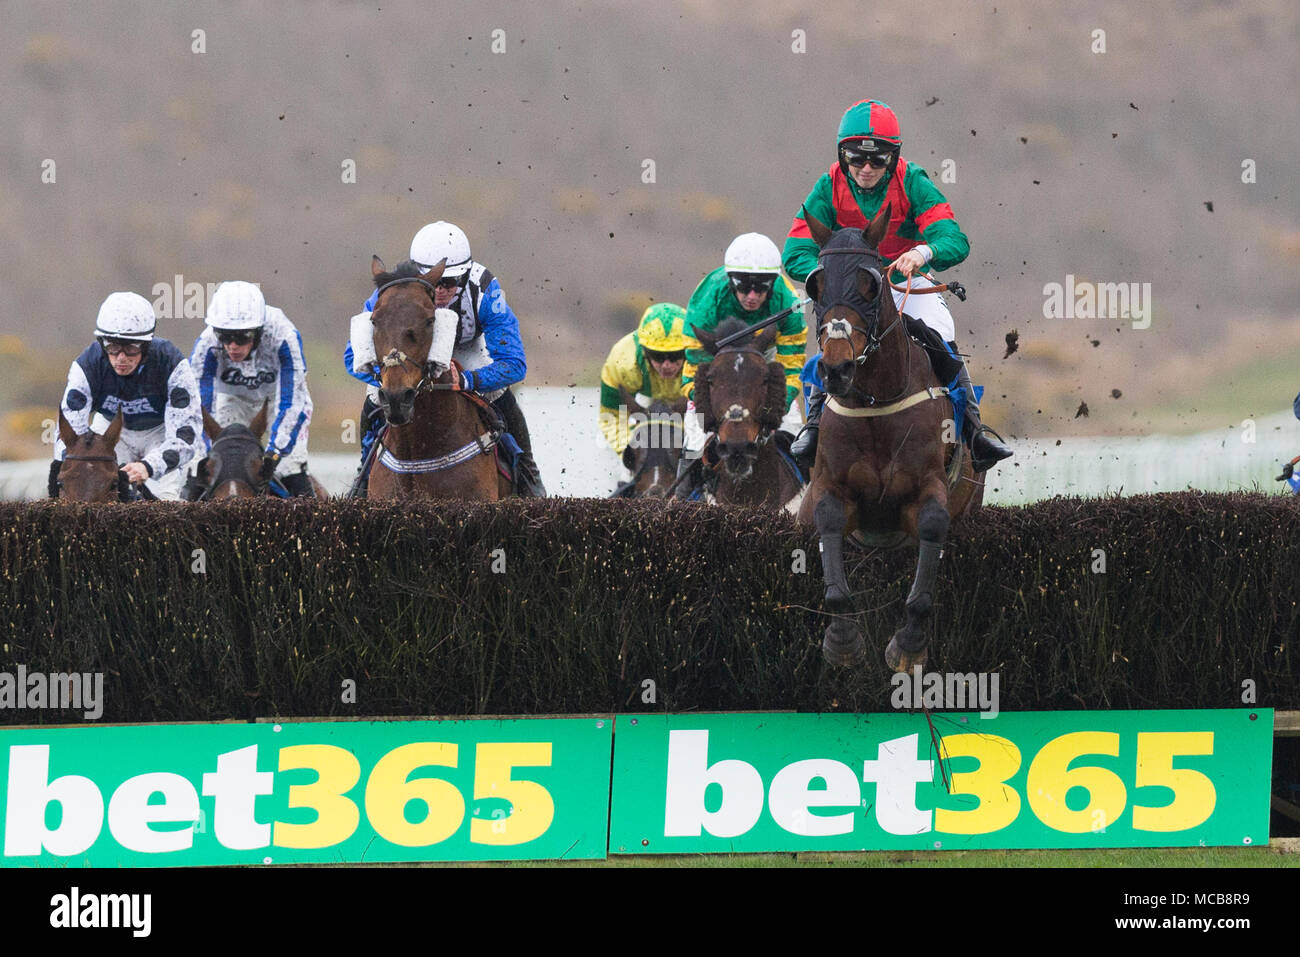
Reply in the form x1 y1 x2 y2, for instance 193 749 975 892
690 319 805 509
615 396 689 498
362 257 512 501
191 403 329 500
55 410 130 502
798 205 982 672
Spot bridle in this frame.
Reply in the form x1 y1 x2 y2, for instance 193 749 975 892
370 276 462 395
59 453 149 502
810 244 912 406
698 341 784 451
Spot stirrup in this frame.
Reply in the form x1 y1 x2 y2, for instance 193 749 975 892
969 423 1013 472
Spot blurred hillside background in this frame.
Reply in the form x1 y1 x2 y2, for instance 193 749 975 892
1 0 1297 461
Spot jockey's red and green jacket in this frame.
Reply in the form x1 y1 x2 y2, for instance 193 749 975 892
682 267 806 410
782 157 969 284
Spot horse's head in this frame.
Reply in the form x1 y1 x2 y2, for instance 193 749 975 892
196 403 270 499
622 397 688 497
803 203 899 397
57 410 126 502
367 255 453 426
692 319 787 481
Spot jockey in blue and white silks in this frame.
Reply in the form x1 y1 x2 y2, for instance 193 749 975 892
186 281 317 497
343 221 545 496
51 292 204 500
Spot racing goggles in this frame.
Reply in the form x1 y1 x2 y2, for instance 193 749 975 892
840 146 891 169
729 274 777 295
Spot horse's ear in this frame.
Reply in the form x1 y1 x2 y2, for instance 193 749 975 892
755 325 779 354
57 410 78 448
249 399 269 439
196 456 211 481
863 202 891 250
621 443 636 471
202 408 223 441
694 326 718 356
102 409 125 448
803 206 832 249
423 258 447 287
371 255 386 279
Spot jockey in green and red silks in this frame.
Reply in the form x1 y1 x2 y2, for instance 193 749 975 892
784 98 1012 474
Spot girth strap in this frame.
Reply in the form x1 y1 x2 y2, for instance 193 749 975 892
827 387 949 417
377 433 496 474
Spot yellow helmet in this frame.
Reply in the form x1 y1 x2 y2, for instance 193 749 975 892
635 303 687 353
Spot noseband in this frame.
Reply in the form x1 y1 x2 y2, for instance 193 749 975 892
372 277 463 395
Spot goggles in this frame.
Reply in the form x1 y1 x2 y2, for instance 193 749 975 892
841 146 891 169
103 342 144 357
644 349 686 363
217 330 256 346
729 274 777 295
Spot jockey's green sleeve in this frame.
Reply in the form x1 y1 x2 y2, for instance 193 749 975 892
783 158 970 283
682 267 805 410
598 331 686 453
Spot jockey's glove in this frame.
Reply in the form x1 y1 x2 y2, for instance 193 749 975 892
458 370 475 392
260 452 281 481
1277 462 1294 481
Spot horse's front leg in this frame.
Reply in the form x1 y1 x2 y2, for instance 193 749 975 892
886 493 950 672
815 491 866 667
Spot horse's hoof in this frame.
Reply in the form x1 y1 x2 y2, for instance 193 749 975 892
885 636 929 674
822 620 866 668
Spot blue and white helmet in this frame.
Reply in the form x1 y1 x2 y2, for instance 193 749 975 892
206 281 267 332
94 292 156 342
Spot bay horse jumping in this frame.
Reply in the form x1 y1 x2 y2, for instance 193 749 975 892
55 410 134 502
360 257 512 501
798 205 982 671
193 403 329 500
690 319 804 509
613 396 689 498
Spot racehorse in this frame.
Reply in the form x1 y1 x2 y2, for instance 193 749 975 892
360 256 512 501
55 409 133 502
798 204 983 672
614 396 688 498
689 318 805 509
192 403 329 500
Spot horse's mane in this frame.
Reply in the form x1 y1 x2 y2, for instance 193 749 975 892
372 259 425 289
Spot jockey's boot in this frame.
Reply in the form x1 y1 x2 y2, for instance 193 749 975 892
674 456 701 499
179 472 209 502
492 388 547 497
951 351 1013 473
280 470 316 498
47 460 61 499
790 387 825 473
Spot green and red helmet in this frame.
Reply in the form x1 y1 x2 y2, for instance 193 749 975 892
837 100 902 176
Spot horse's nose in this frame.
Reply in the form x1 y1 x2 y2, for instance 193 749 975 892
720 439 758 459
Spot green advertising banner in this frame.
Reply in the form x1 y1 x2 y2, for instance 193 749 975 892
1 717 613 866
608 710 1274 853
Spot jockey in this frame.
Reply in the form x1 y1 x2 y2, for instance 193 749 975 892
676 233 807 495
184 281 317 498
343 221 546 497
783 99 1013 474
50 292 203 500
598 302 689 453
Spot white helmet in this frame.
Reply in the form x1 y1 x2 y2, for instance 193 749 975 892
410 221 472 279
724 233 782 274
206 281 266 331
94 292 156 342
